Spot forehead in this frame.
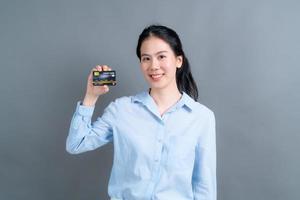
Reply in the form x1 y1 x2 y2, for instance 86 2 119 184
140 36 172 54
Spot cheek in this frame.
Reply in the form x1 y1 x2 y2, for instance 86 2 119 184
140 64 149 76
163 61 177 73
163 57 176 67
140 64 148 73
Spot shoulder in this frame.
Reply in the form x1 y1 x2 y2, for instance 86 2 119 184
182 93 216 126
192 101 215 121
182 92 214 119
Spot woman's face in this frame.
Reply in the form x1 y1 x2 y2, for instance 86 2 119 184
139 36 183 91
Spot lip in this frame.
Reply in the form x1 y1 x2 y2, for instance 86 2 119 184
149 73 164 81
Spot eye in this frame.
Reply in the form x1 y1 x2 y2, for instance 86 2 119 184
142 57 150 62
158 55 166 60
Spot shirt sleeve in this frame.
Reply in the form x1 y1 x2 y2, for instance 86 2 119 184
192 111 217 200
66 100 117 154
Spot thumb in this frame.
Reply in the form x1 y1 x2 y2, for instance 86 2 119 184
103 85 109 92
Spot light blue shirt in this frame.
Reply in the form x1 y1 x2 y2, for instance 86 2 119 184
66 90 216 200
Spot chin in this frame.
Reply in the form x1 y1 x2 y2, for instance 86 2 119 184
148 83 168 90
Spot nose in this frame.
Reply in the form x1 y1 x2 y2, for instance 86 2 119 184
150 58 160 71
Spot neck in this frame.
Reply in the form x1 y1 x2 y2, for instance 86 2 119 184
149 86 182 108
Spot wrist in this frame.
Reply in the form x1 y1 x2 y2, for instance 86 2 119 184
82 94 99 106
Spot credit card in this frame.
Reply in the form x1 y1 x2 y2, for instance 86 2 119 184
92 70 116 86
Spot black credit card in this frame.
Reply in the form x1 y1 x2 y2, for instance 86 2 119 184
92 70 116 86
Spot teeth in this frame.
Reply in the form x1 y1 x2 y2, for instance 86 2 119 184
151 74 163 78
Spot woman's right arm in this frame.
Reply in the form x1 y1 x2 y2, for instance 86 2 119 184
66 65 116 154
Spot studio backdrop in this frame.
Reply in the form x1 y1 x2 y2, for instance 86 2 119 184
0 0 299 199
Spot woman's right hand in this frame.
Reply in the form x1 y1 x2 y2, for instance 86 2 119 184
82 65 112 106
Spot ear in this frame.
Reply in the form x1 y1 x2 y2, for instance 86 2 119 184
176 55 183 68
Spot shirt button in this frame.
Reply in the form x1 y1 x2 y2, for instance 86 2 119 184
154 158 159 162
158 138 162 143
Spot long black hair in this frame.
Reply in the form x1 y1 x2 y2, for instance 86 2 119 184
136 25 199 101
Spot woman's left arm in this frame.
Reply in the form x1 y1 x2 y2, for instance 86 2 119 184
192 111 217 200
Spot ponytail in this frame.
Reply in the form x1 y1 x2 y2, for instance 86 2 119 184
176 55 198 101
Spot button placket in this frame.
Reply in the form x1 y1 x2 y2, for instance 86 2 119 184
154 143 163 163
153 124 165 165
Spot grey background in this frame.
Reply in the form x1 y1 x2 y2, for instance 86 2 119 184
0 0 299 199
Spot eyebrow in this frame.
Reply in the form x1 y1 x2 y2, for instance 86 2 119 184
141 51 168 57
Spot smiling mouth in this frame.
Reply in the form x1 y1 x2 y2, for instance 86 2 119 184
149 73 164 81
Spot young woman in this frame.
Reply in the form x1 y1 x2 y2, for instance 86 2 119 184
66 25 216 200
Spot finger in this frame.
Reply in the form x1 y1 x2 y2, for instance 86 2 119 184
105 65 111 71
103 85 109 92
96 65 102 71
102 65 109 71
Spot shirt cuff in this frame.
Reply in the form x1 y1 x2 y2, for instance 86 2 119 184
75 101 95 117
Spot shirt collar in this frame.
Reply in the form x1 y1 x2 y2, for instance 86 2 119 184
132 89 196 112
